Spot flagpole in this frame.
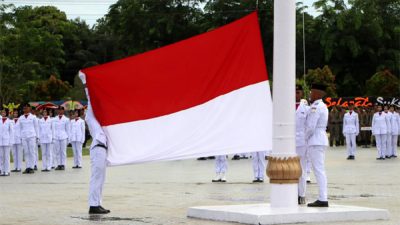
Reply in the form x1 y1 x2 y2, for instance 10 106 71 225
267 0 300 208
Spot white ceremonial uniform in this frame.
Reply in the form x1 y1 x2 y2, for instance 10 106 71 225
50 117 57 168
343 111 359 157
38 116 54 170
19 114 39 170
372 112 389 158
390 111 399 157
81 72 108 207
251 151 266 181
385 112 393 157
12 118 23 171
70 117 85 167
305 99 329 202
215 155 227 174
0 118 14 175
296 99 310 198
53 115 70 167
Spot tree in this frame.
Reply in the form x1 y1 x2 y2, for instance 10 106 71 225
305 65 337 97
34 75 71 101
365 70 400 97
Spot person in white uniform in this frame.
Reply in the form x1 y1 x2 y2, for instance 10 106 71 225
0 110 14 176
70 110 85 169
20 104 39 174
389 106 399 158
295 85 310 204
251 151 266 182
305 84 329 207
53 106 70 170
212 155 227 182
372 104 388 160
80 72 111 214
49 110 58 169
38 110 54 172
383 105 392 158
11 111 23 172
343 104 359 160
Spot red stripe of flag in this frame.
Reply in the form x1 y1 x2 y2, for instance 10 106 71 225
83 12 268 126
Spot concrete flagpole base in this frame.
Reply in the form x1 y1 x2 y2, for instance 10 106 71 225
187 203 390 225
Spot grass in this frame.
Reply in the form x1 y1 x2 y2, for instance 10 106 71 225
10 140 92 162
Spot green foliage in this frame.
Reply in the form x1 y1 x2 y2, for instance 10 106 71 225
365 70 400 97
34 75 71 101
305 65 337 97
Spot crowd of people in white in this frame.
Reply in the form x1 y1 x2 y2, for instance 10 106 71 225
0 104 86 176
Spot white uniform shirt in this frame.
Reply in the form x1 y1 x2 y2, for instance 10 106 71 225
38 117 54 144
372 112 388 135
343 111 359 135
0 118 14 146
19 114 39 139
305 99 329 146
296 99 310 147
390 111 399 135
53 115 70 140
69 118 85 143
385 112 392 135
12 118 22 145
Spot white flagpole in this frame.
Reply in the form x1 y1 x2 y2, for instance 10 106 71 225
268 0 299 208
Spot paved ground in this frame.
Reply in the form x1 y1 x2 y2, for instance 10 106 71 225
0 146 399 225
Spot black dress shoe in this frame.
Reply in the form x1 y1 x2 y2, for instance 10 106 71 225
89 206 110 214
197 157 207 160
212 179 221 182
60 165 65 170
385 155 390 159
34 165 38 171
41 169 50 172
11 169 20 172
350 155 355 160
346 156 351 160
298 196 306 205
393 155 398 158
307 200 329 207
77 166 82 169
232 155 240 160
99 206 111 213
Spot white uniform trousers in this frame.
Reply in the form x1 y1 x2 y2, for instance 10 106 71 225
345 133 357 156
34 141 39 167
296 146 308 197
40 143 52 170
54 139 68 166
375 134 387 158
215 155 227 173
386 134 392 157
391 135 398 156
251 152 266 180
22 137 37 169
308 145 328 201
12 144 23 170
71 141 83 167
51 142 57 168
0 146 11 174
89 146 107 206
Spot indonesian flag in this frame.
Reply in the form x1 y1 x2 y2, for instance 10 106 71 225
80 12 272 166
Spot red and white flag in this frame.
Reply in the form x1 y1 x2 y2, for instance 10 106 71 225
80 12 272 166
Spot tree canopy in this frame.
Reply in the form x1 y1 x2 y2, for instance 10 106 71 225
0 0 399 105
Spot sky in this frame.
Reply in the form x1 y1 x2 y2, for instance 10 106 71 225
2 0 320 26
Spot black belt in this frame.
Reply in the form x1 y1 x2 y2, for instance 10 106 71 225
95 144 108 150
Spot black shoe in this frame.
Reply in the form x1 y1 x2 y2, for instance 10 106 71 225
346 156 351 160
41 169 50 172
55 166 61 170
212 179 221 182
307 200 329 207
99 206 111 213
77 166 82 169
385 155 390 159
350 155 355 160
232 155 240 160
89 206 110 214
34 165 38 171
252 179 259 183
197 157 207 160
51 167 55 169
11 169 20 172
72 166 78 169
60 165 65 170
207 156 215 159
23 168 34 174
393 155 397 158
298 196 306 205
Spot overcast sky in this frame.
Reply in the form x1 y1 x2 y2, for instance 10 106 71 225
2 0 320 26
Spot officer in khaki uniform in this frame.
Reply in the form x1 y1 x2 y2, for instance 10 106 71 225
328 106 340 147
